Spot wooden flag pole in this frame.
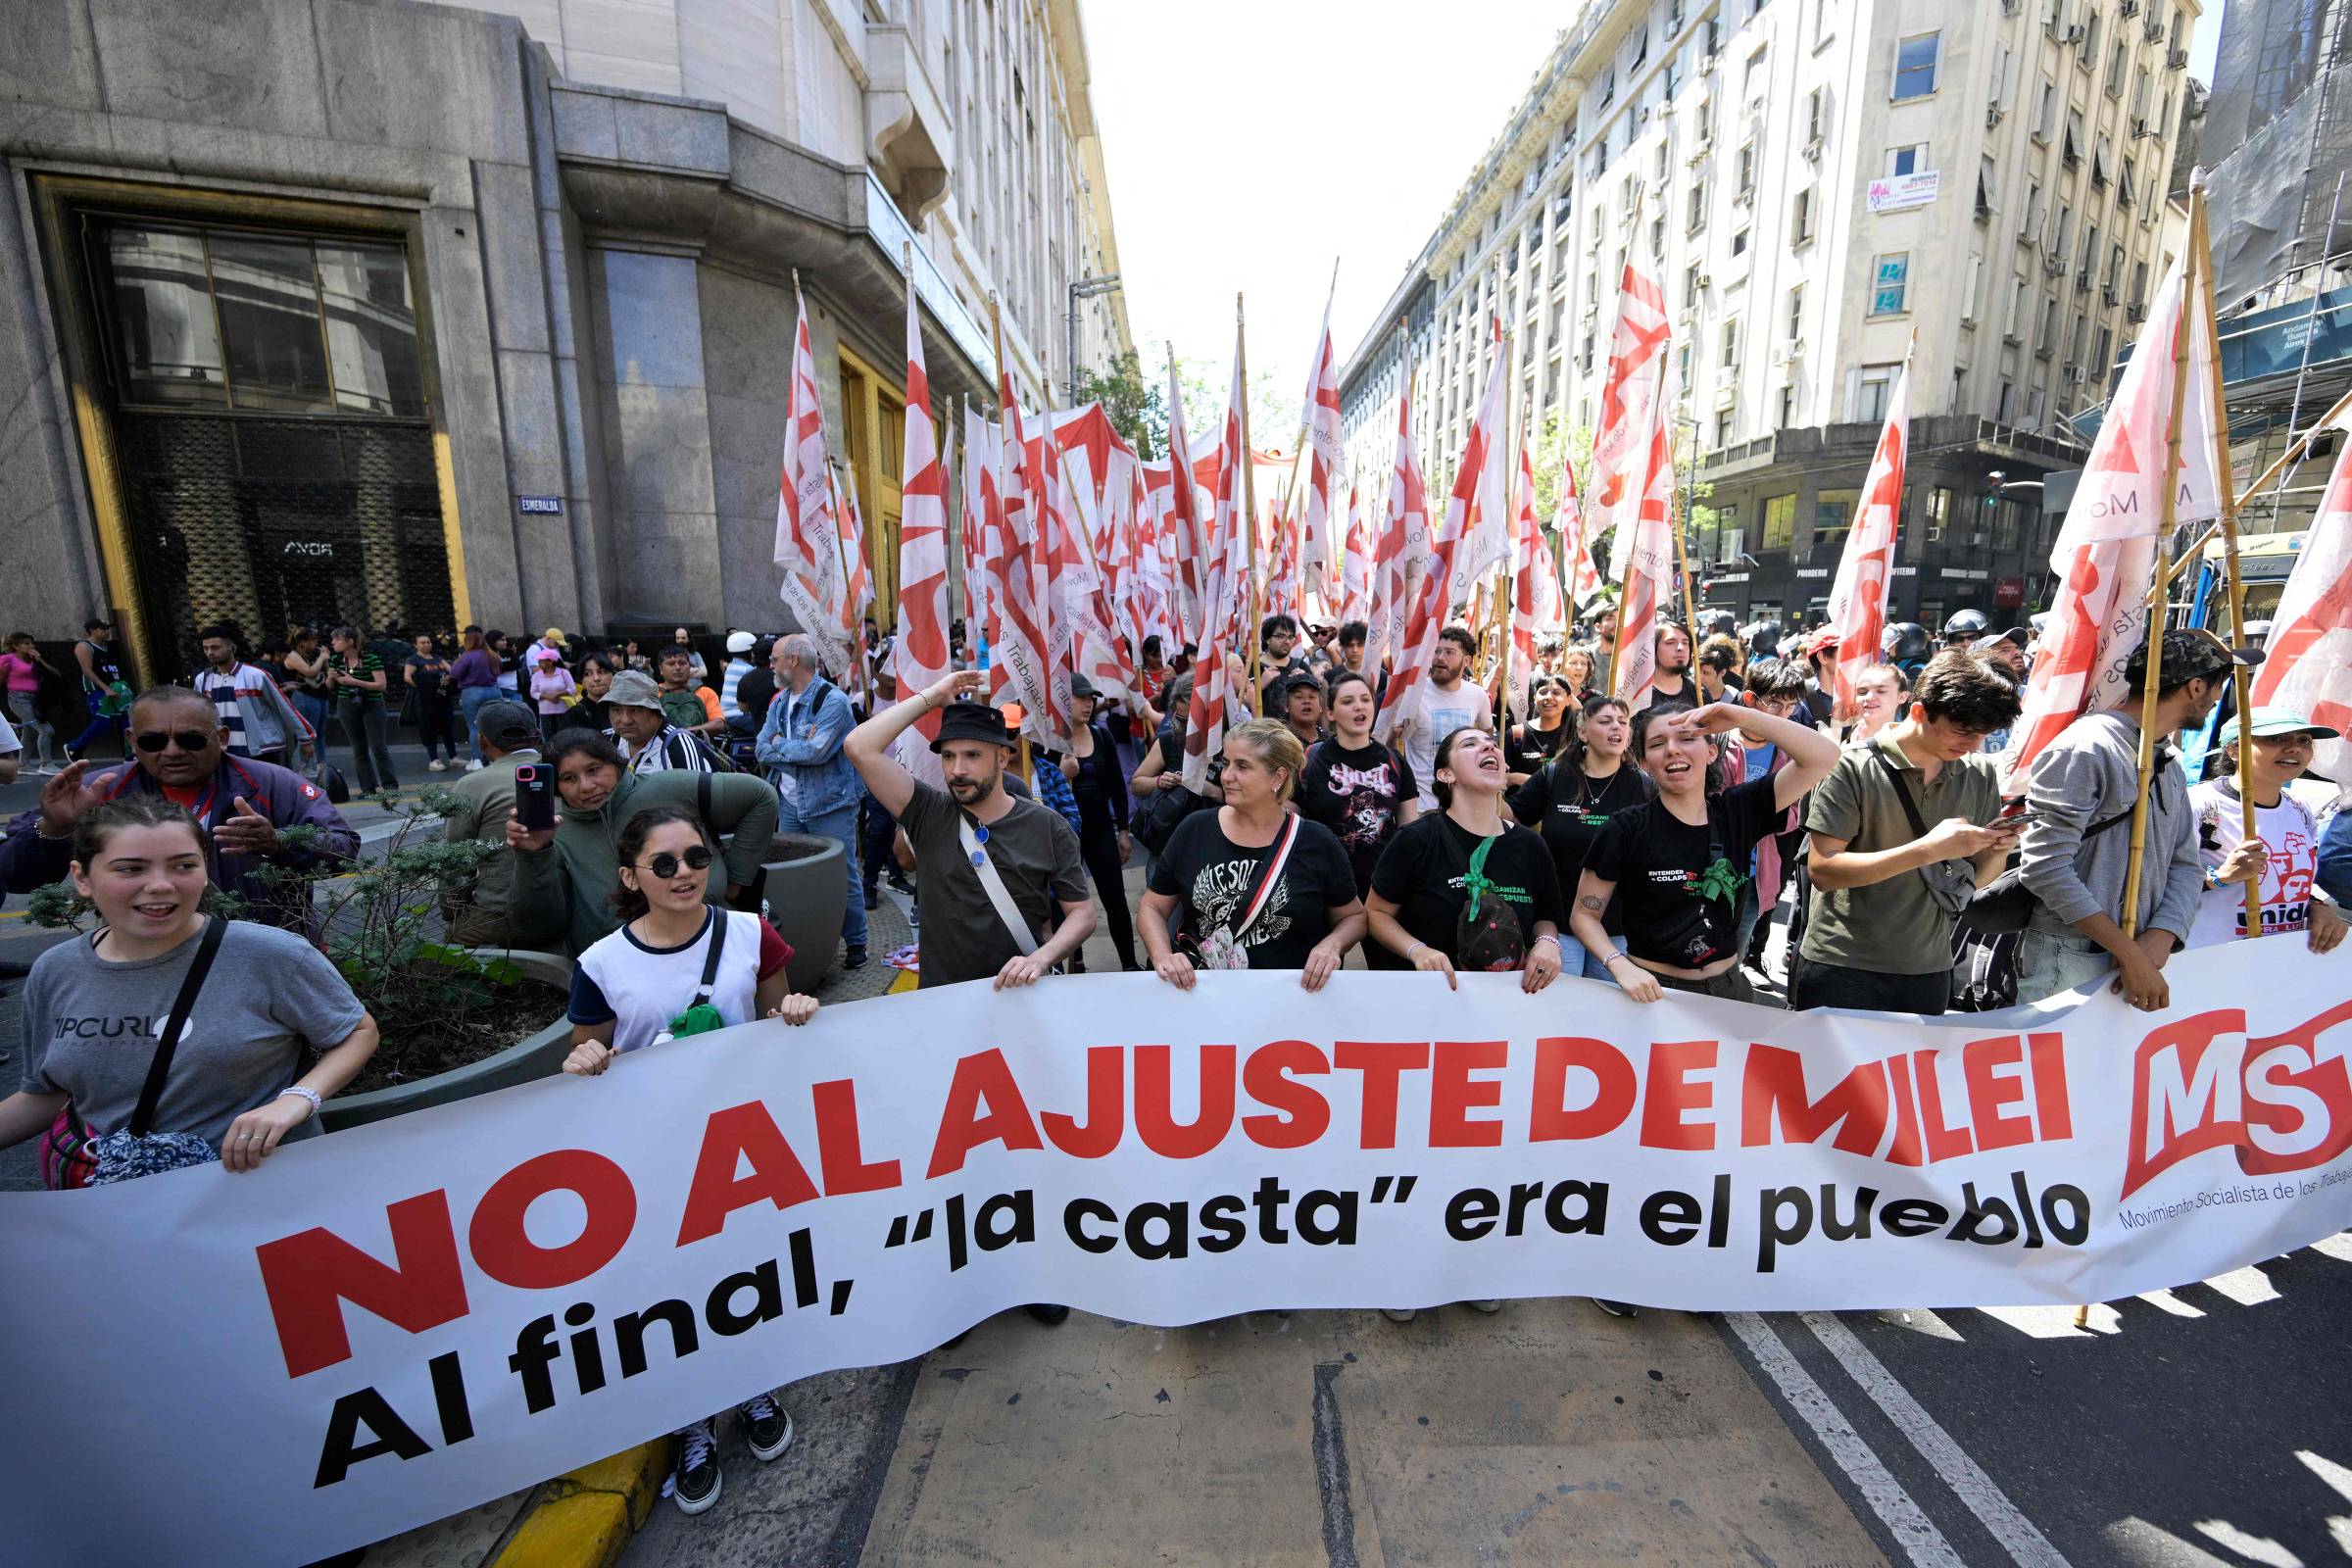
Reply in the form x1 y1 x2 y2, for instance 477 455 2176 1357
1237 292 1264 716
2118 192 2199 947
2189 184 2265 941
985 292 1034 783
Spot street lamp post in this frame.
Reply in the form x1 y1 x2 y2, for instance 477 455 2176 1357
1067 272 1123 406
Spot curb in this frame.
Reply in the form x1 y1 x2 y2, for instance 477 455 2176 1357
490 1442 668 1568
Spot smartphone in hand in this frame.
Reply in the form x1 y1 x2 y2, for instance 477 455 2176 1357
514 762 557 832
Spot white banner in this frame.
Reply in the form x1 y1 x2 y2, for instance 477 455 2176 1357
5 951 2350 1564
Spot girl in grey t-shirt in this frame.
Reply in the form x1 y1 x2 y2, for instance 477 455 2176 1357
0 796 377 1177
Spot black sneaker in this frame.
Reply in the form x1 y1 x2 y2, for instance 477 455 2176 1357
1593 1298 1640 1318
739 1393 794 1462
885 869 914 895
1023 1302 1070 1325
862 889 881 910
667 1422 721 1514
844 944 869 970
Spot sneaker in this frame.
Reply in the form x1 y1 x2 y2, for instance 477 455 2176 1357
739 1393 794 1462
885 869 914 895
1380 1307 1419 1323
843 944 868 970
1023 1302 1070 1325
862 890 880 911
427 760 448 772
466 759 485 772
1468 1299 1502 1313
666 1422 721 1514
1592 1298 1640 1318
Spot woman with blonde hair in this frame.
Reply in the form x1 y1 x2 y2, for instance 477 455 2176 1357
1141 717 1364 989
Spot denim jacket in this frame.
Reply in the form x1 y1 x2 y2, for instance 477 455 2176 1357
754 674 859 817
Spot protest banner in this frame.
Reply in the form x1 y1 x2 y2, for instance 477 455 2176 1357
3 949 2349 1564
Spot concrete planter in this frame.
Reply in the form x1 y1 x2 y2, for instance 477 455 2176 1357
760 832 848 994
320 950 577 1132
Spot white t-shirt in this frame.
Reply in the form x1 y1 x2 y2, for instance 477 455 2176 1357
568 908 789 1054
1399 683 1493 809
2185 782 2321 949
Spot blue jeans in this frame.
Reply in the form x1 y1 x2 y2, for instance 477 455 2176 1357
460 684 499 761
779 797 867 952
1559 929 1629 982
69 689 122 756
288 690 331 778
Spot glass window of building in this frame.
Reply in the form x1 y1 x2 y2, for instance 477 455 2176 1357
100 221 422 418
1870 253 1910 316
1815 488 1859 545
1762 493 1796 550
1892 33 1939 100
1852 365 1899 421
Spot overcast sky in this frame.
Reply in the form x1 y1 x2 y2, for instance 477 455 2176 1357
1084 2 2227 431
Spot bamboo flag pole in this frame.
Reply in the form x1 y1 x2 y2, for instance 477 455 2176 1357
2118 194 2200 945
2187 185 2265 940
1237 292 1265 716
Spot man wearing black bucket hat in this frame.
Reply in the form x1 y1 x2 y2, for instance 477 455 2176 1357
2016 628 2258 1009
846 669 1094 1329
845 669 1095 992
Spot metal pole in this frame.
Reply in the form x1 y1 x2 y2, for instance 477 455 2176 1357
2260 172 2346 531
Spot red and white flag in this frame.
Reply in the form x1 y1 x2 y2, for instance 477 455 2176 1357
1265 503 1302 621
1379 330 1508 744
2249 412 2352 788
1184 341 1251 793
1823 358 1910 719
1553 449 1603 608
1610 352 1679 710
1161 355 1204 643
833 469 876 696
1366 368 1431 674
1446 320 1514 612
1592 250 1673 584
1298 292 1345 600
2000 246 2220 785
987 378 1055 737
773 294 852 672
1508 440 1562 717
1340 481 1369 627
892 283 952 768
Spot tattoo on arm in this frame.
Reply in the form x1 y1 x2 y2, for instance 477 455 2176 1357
1578 894 1606 911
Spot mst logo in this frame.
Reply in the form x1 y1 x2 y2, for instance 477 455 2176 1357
2122 1000 2352 1200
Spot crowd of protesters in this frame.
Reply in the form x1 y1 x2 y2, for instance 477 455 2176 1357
0 596 2342 1515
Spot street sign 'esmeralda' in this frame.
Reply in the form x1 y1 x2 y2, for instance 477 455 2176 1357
518 496 563 514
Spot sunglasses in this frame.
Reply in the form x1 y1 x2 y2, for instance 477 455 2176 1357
134 729 214 754
637 846 713 879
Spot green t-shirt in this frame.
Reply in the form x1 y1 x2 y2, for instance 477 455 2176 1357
1799 734 2004 976
332 650 387 707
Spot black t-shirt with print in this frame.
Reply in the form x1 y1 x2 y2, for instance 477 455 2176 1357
1148 809 1357 970
1505 721 1570 778
1586 775 1783 969
1369 812 1564 966
1297 739 1417 898
1510 760 1652 936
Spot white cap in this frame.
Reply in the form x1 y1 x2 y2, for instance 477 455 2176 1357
726 631 757 654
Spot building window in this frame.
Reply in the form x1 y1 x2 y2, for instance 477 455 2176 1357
1870 253 1910 316
1926 485 1952 542
1739 140 1757 195
1722 316 1741 365
1807 87 1826 143
1651 213 1668 255
1763 492 1796 550
1688 182 1708 232
1787 283 1805 342
2034 78 2059 140
1852 365 1899 422
1733 225 1751 257
1815 488 1859 545
1686 261 1705 307
1892 32 1939 100
101 223 424 416
1977 155 1999 220
1886 143 1928 176
1791 186 1816 244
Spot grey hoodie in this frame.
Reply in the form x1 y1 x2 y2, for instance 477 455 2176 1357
2019 710 2204 943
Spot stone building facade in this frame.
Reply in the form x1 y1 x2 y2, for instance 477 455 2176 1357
0 0 1127 686
1339 0 2198 632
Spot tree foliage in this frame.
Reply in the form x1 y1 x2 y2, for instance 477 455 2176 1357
1071 349 1166 460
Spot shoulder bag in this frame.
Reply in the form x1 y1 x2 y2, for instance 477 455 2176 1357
1870 751 1980 918
657 909 731 1044
40 916 229 1189
1191 813 1302 971
960 807 1042 957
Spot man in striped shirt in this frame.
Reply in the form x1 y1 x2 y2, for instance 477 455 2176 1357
606 668 720 775
194 623 313 766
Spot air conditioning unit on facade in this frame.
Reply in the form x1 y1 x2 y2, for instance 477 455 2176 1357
2168 47 2188 68
2068 365 2087 384
1986 104 2006 128
2118 0 2137 18
1803 135 1823 161
2064 24 2085 42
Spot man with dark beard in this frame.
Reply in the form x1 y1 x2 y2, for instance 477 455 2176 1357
1649 622 1696 705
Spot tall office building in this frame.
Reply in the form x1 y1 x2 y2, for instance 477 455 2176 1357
0 0 1129 681
1340 0 2200 629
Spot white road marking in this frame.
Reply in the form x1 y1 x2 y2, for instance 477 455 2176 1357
1724 1312 1968 1568
1799 1311 2072 1568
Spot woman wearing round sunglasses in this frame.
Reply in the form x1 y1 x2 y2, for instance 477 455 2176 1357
561 803 816 1514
